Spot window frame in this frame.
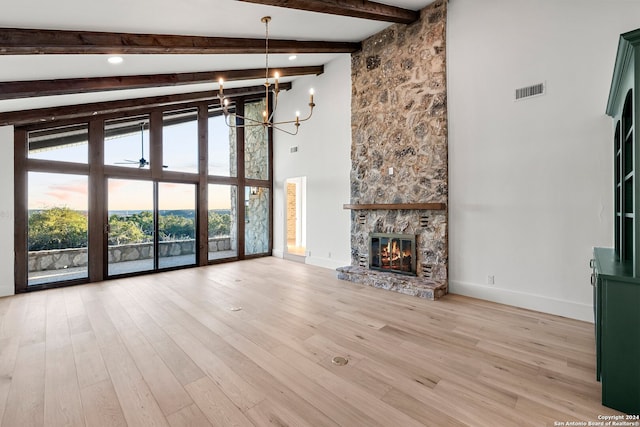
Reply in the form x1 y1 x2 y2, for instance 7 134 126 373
14 95 273 293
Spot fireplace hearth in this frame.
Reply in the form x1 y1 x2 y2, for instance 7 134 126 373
370 233 416 276
336 206 448 301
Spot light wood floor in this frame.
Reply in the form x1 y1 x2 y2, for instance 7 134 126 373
0 257 621 426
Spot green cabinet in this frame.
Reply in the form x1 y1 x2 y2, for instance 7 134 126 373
592 248 640 414
596 28 640 414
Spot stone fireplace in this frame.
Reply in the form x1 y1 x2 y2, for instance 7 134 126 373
337 0 448 300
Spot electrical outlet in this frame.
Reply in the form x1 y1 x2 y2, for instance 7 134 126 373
487 275 495 285
328 252 332 258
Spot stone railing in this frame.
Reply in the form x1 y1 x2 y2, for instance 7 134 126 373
28 237 232 272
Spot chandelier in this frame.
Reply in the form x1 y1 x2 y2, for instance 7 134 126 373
217 16 315 136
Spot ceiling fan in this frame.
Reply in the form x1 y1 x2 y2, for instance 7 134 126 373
115 122 167 168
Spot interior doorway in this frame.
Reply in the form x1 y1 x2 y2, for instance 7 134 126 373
285 177 306 258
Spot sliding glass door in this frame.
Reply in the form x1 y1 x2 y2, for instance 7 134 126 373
107 179 155 276
158 182 196 269
107 179 196 277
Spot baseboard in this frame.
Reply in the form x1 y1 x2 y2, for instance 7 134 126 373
449 280 594 323
283 253 306 263
306 256 350 270
272 252 348 270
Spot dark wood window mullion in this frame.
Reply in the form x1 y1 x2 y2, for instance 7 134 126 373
151 110 163 270
26 159 89 175
14 129 28 293
197 104 209 266
150 111 163 181
236 98 246 259
153 181 159 271
268 104 274 255
88 119 105 282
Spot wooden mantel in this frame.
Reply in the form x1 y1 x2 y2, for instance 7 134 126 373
343 202 446 210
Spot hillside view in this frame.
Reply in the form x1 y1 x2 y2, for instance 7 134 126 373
28 207 231 251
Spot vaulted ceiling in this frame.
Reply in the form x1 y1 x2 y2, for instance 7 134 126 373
0 0 435 122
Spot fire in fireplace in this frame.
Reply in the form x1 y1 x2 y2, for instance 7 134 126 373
369 233 416 276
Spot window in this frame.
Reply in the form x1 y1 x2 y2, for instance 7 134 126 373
158 182 197 268
29 124 88 163
107 179 154 276
208 110 236 177
163 108 199 174
28 172 88 286
105 116 151 169
16 95 272 292
208 184 238 260
245 186 269 255
244 99 269 181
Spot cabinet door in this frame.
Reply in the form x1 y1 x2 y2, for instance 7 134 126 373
593 272 602 381
601 279 640 413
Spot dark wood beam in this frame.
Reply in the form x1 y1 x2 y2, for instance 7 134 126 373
0 27 361 55
0 83 291 127
237 0 419 24
0 65 322 100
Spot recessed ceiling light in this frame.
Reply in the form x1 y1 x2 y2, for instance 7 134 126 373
288 55 297 61
108 56 123 64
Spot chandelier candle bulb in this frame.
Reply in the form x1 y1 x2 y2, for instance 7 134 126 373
309 88 315 104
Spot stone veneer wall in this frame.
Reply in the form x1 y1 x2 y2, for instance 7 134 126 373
244 99 270 254
345 0 448 290
227 99 270 254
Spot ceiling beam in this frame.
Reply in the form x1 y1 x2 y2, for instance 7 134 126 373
0 66 322 100
0 83 291 127
236 0 419 24
0 27 361 55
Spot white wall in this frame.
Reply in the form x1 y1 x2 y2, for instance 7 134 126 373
448 0 640 321
0 126 14 297
273 55 352 269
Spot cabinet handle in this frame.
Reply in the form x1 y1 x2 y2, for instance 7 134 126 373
590 259 595 269
591 273 596 286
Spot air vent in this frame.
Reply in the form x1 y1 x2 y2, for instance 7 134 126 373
358 213 367 225
422 263 434 279
359 255 368 268
420 214 430 228
515 82 545 101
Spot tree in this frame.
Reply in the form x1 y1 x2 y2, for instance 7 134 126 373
129 211 154 235
208 211 231 236
159 214 195 240
108 214 148 245
28 207 88 251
